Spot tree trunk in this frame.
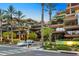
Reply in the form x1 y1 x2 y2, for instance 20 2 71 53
18 18 21 40
19 30 21 40
0 19 2 42
49 9 52 21
49 30 52 42
48 8 52 42
11 14 13 43
41 3 44 47
11 24 13 43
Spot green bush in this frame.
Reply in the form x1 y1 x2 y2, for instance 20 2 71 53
12 39 21 44
70 45 79 51
57 38 79 41
44 41 72 51
55 44 71 50
44 41 55 50
42 27 54 41
3 32 16 38
72 38 79 41
29 32 37 40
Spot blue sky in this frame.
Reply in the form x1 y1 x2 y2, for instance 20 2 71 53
0 3 67 22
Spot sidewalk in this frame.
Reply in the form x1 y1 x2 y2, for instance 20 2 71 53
28 46 79 55
0 44 79 55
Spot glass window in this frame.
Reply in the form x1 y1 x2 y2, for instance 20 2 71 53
71 8 75 13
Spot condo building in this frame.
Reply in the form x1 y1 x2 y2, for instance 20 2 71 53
64 3 79 38
49 3 79 40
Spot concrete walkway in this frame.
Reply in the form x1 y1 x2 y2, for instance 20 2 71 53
0 44 79 55
27 46 79 55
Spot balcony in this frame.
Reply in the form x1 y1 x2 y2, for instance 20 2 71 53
66 5 79 10
52 31 65 34
64 35 79 38
48 24 64 28
64 13 76 20
64 25 79 30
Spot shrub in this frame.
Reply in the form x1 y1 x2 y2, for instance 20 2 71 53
44 41 54 50
3 32 16 38
44 41 72 51
55 44 71 50
72 38 79 41
12 39 21 44
42 27 53 37
42 27 54 41
29 32 37 40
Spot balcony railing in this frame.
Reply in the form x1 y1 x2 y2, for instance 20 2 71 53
66 5 79 9
52 31 65 34
64 34 79 38
63 25 79 30
48 24 64 28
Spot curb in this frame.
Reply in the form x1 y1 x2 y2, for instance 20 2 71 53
30 48 61 53
59 50 79 55
31 48 79 55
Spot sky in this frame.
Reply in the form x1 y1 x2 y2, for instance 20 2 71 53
0 3 67 22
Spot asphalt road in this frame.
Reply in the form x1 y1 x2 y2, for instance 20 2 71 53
0 45 78 56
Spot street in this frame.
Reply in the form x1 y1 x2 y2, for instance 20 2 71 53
0 45 78 56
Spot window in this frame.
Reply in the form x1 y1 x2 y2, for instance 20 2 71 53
76 13 79 25
71 8 75 13
64 20 76 26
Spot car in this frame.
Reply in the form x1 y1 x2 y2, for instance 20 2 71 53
17 40 34 46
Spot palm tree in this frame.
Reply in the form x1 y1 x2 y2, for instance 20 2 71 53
15 10 25 19
15 10 25 40
46 3 57 21
5 5 16 43
45 3 57 42
41 3 44 47
0 9 5 42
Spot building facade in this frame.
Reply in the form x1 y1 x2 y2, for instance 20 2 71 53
49 3 79 40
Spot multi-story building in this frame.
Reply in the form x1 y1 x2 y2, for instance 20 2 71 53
64 3 79 38
49 3 79 40
0 18 41 41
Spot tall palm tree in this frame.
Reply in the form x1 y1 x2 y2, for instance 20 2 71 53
45 3 57 42
15 10 25 40
46 3 57 21
5 5 16 43
0 9 5 42
15 10 25 19
41 3 44 47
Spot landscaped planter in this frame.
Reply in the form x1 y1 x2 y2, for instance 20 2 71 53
56 40 79 46
44 41 79 51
